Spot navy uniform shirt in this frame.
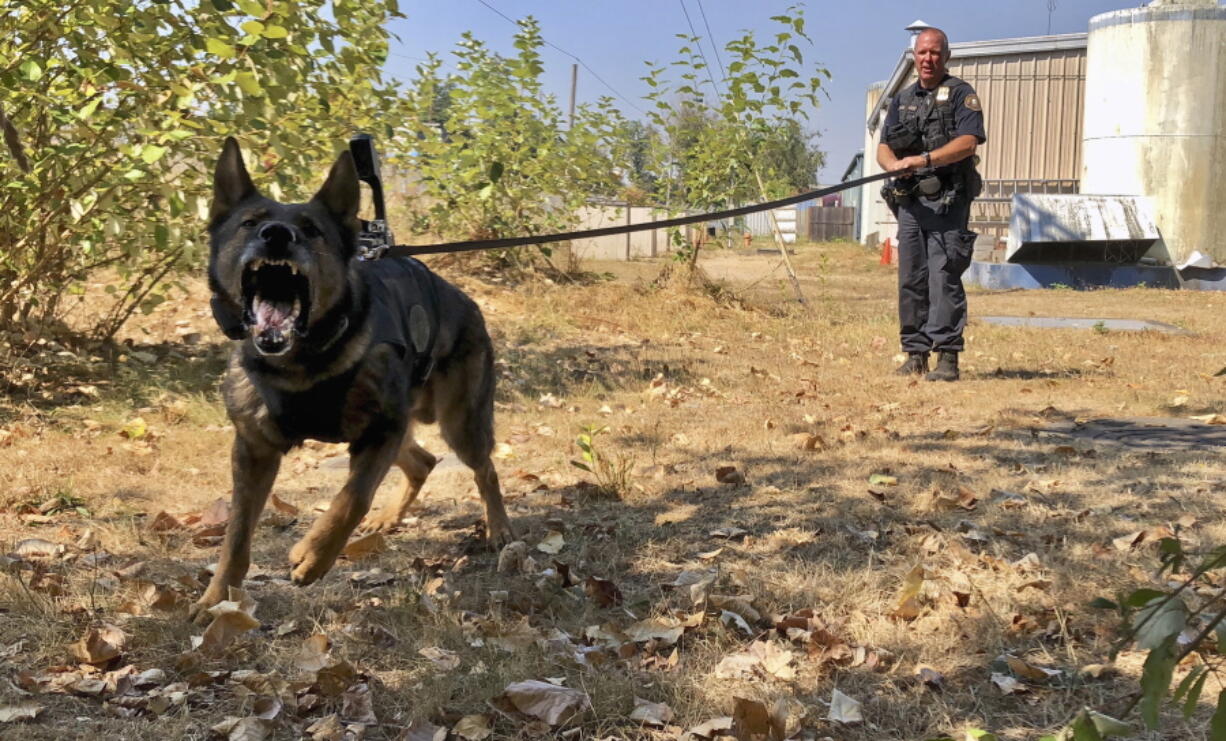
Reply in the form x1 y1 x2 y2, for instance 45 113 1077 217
882 74 987 148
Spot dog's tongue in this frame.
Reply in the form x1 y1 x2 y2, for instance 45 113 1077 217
252 296 296 335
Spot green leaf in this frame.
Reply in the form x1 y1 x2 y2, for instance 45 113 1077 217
20 59 42 81
1088 597 1118 610
206 37 237 58
262 25 289 39
1069 711 1104 741
1212 689 1226 741
1133 596 1188 650
235 71 263 96
1180 665 1208 719
210 0 233 10
77 99 101 120
140 145 167 164
240 20 265 35
966 731 997 741
569 460 592 472
236 0 264 15
488 161 504 183
1124 589 1166 608
1085 710 1132 737
1139 637 1177 729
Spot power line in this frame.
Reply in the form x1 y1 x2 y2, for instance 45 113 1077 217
695 0 727 83
677 0 723 99
472 0 647 116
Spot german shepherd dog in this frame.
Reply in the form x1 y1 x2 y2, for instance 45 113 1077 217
191 138 514 619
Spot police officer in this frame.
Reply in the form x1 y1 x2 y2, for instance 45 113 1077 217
877 27 986 382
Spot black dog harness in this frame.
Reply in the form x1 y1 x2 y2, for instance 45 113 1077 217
363 256 439 387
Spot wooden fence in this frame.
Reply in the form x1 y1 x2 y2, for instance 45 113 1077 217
803 206 855 241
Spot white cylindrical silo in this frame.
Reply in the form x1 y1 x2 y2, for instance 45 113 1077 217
1081 0 1226 266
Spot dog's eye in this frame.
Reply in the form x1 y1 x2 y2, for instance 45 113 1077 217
301 221 321 238
241 218 258 228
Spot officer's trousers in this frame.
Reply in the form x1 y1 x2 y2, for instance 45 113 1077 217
896 200 976 354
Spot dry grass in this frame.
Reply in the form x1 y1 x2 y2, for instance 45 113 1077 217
2 242 1226 739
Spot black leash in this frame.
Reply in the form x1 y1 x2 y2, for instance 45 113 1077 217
379 170 895 259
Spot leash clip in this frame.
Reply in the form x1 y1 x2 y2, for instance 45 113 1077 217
358 218 393 261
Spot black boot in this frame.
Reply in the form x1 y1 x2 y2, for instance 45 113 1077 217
926 351 959 382
895 352 929 376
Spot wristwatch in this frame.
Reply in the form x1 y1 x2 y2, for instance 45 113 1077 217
923 151 932 167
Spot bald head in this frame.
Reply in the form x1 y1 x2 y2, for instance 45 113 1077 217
916 28 950 59
914 27 951 89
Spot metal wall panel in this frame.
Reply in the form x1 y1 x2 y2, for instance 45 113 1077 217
950 49 1087 237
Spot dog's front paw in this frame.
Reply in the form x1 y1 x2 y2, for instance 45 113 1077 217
486 518 517 551
358 510 403 535
188 590 225 625
288 537 340 586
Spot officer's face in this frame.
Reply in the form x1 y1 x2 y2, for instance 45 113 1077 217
914 31 948 88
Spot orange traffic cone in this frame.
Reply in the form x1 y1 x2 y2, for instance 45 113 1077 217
880 237 893 266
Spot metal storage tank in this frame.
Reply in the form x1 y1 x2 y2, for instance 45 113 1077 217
1081 0 1226 266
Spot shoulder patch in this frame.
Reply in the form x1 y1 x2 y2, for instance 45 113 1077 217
964 93 982 112
936 86 950 103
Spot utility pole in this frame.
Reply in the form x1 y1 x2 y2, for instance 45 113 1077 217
568 63 578 130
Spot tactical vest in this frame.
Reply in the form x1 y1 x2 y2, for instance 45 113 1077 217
884 76 981 204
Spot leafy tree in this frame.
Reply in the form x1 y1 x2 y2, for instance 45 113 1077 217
396 18 629 269
0 0 409 339
641 5 828 260
757 118 824 193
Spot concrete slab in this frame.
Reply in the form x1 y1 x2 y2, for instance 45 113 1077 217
966 260 1180 290
1044 417 1226 451
1007 193 1160 263
978 316 1191 334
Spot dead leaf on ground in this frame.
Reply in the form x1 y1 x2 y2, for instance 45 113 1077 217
0 703 43 723
342 532 387 560
536 530 565 555
295 634 333 673
199 497 230 526
731 697 771 739
453 714 492 740
341 682 376 724
70 624 126 665
624 616 689 645
669 569 717 605
710 527 748 540
400 720 448 741
991 672 1027 694
419 646 461 672
584 575 623 608
714 465 745 485
890 565 926 621
686 716 733 739
268 493 299 515
502 680 589 725
198 588 260 654
629 697 674 726
827 687 863 724
148 511 183 532
916 665 945 690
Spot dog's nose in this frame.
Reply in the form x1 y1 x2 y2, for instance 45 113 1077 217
258 222 296 249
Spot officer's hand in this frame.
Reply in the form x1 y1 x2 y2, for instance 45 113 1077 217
887 156 924 173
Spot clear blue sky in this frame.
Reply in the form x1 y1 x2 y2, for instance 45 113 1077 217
385 1 1140 183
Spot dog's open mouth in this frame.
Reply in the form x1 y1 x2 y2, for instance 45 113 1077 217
242 258 311 355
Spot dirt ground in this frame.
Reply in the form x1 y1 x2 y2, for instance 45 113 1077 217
2 241 1225 740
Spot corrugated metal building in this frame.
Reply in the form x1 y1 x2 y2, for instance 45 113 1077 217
859 33 1089 246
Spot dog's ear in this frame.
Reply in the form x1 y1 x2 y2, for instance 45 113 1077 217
210 137 258 222
311 151 360 224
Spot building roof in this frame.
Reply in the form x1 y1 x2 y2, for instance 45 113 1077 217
865 32 1088 133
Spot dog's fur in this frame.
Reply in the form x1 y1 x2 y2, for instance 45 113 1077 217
191 138 513 619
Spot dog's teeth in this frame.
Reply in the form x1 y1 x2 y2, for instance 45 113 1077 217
290 264 298 275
